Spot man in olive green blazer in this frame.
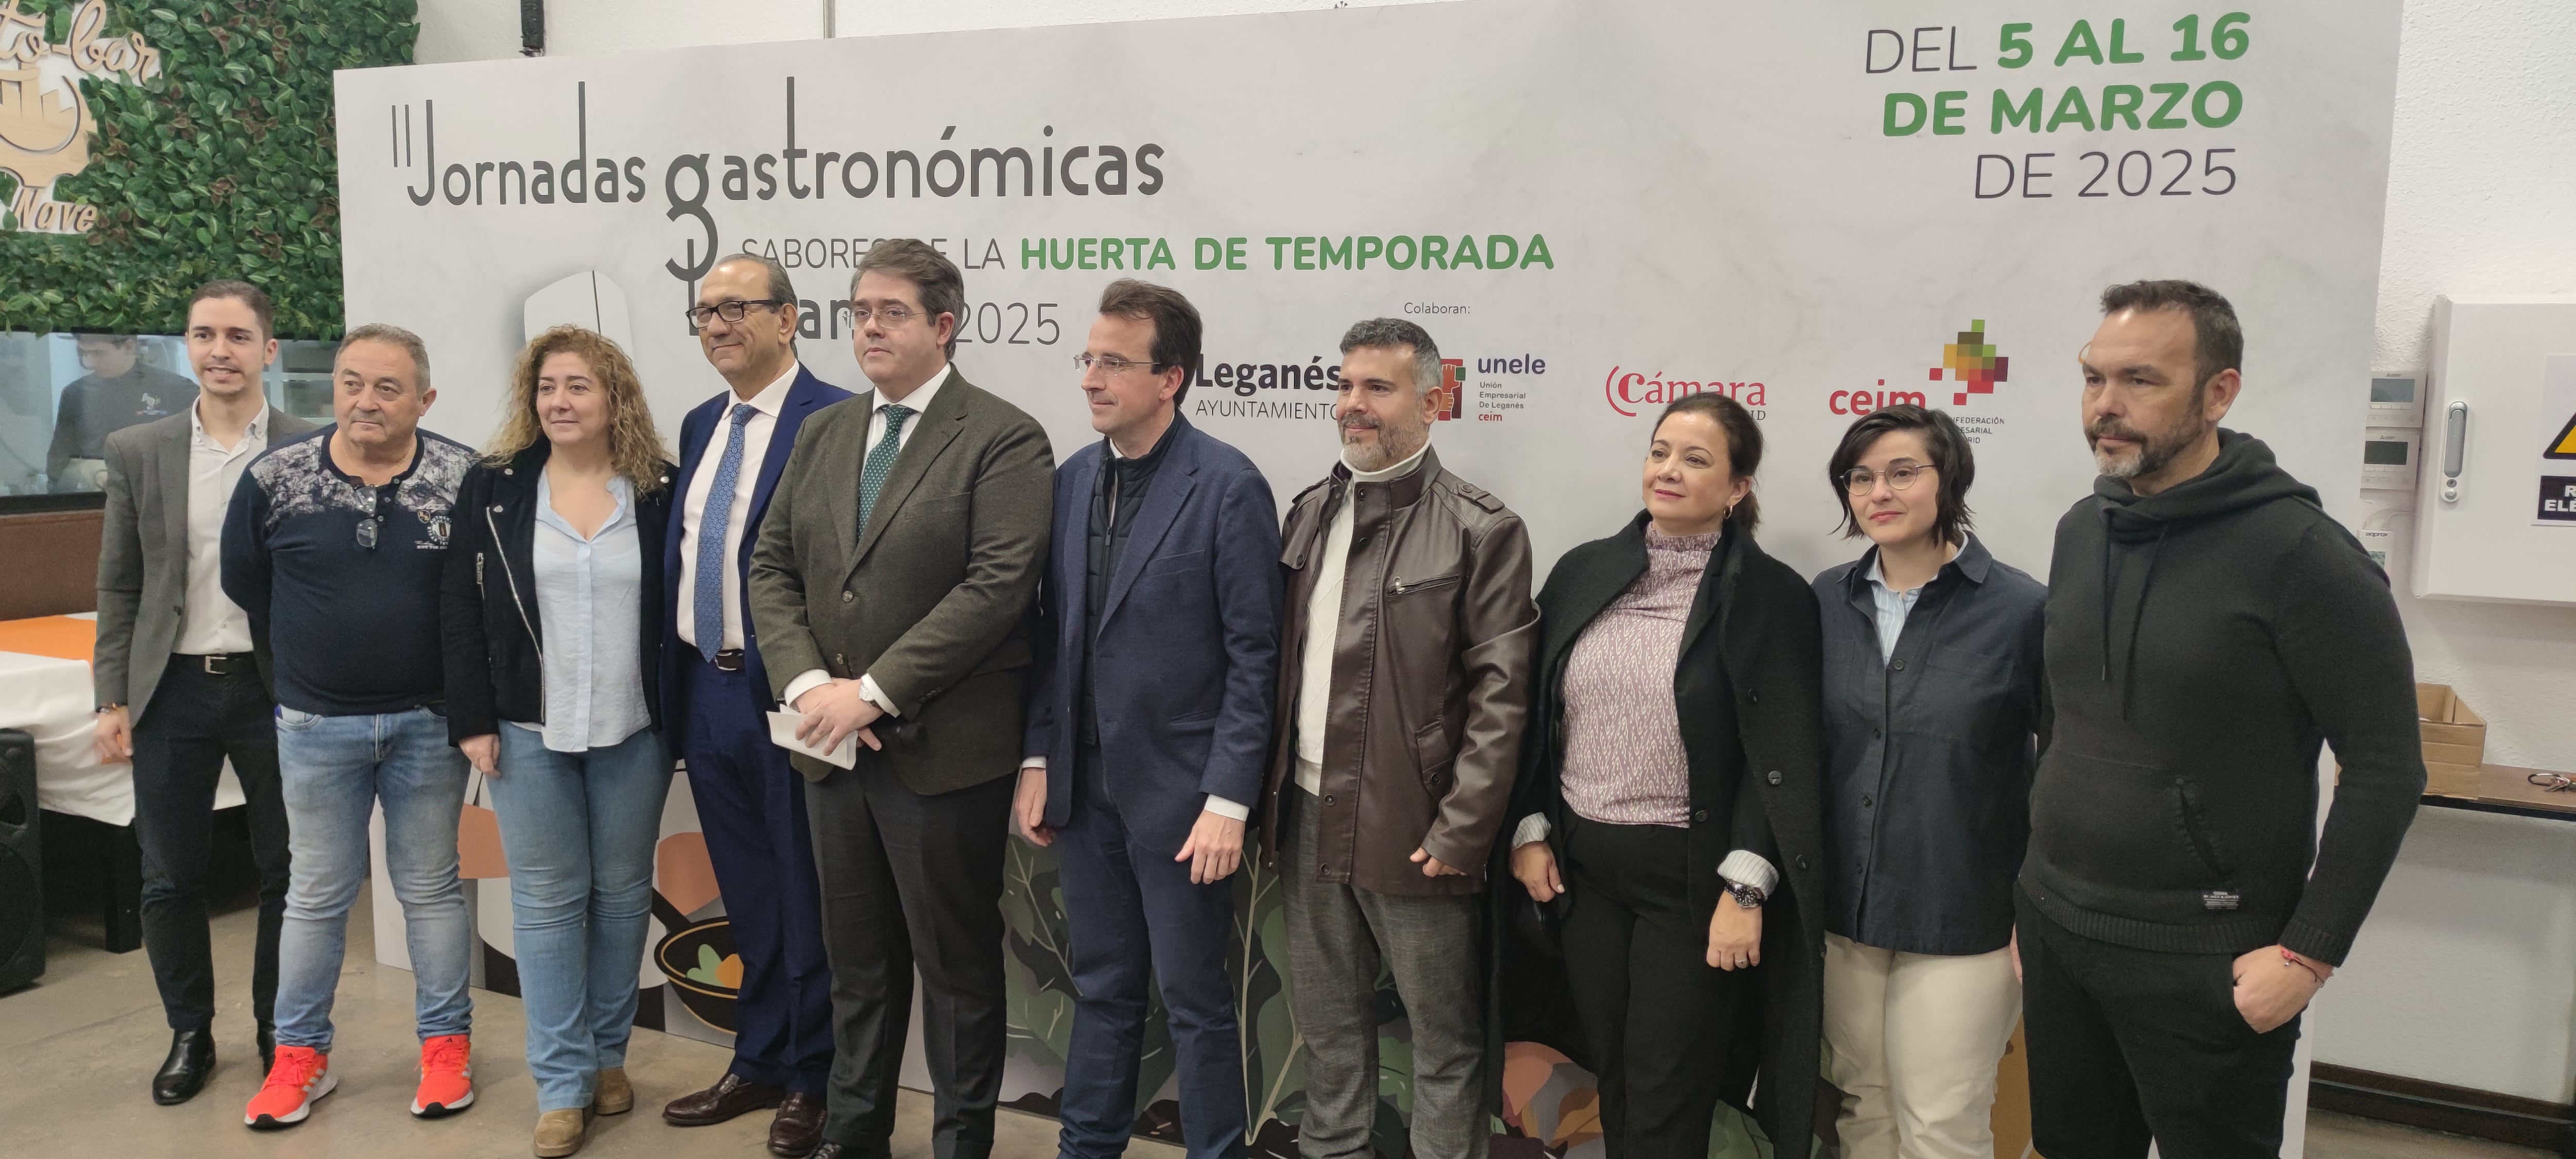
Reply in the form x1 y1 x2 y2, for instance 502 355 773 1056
745 240 1053 1159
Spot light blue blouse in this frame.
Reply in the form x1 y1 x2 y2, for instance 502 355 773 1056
510 472 649 753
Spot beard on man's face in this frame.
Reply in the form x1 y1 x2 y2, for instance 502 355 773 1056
2089 381 2211 480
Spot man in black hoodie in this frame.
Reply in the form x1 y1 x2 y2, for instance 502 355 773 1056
2018 280 2424 1158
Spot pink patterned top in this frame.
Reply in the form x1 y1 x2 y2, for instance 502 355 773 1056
1558 525 1720 827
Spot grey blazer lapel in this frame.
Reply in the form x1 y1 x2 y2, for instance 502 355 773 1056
826 391 871 568
157 414 193 561
844 379 968 580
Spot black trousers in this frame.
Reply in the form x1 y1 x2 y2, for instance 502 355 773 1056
129 659 291 1032
2017 891 2301 1159
805 755 1014 1159
1561 819 1743 1159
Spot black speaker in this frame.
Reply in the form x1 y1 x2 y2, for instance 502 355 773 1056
0 728 41 994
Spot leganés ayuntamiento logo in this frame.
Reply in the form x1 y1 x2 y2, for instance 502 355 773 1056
0 0 161 235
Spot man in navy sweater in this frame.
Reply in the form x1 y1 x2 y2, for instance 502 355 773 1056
2018 280 2424 1158
221 324 481 1130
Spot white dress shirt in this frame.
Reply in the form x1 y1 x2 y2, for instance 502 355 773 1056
677 362 798 653
1293 440 1432 797
511 472 650 753
780 363 955 715
173 402 269 655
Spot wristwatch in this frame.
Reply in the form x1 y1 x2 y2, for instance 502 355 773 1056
1725 880 1767 910
95 703 124 714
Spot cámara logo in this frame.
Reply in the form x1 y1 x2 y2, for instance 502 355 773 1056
1603 367 1767 418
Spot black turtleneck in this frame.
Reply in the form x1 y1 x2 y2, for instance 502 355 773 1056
1078 421 1178 744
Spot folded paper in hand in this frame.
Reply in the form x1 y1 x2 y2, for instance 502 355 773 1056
768 710 858 769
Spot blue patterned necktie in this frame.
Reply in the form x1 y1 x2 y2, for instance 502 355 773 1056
856 404 915 537
692 403 757 662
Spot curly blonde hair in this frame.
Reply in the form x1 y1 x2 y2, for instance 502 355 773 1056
486 326 669 495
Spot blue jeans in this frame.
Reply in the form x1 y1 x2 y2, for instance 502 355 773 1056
487 725 674 1111
270 705 474 1050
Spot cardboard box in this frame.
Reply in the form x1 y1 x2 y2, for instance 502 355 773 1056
2417 684 2487 798
2424 761 2483 798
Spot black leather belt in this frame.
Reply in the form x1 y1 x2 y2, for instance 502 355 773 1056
712 649 746 672
179 652 255 676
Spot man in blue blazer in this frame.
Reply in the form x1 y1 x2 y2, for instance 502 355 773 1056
1016 281 1282 1159
659 253 851 1156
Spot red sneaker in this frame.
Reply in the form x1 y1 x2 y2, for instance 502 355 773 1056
244 1046 335 1129
411 1034 475 1118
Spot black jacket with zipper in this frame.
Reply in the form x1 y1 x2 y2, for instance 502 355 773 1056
439 441 677 745
2022 430 2422 966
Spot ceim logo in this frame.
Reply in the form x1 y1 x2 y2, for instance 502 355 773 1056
0 0 162 235
1936 318 2009 407
1434 357 1465 421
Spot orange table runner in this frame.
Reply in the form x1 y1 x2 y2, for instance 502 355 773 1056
0 615 96 662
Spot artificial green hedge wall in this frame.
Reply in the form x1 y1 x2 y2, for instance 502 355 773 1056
0 0 416 340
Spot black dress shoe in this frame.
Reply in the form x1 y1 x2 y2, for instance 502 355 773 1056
151 1028 216 1105
256 1025 277 1076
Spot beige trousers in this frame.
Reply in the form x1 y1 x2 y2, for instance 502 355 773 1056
1824 932 2023 1159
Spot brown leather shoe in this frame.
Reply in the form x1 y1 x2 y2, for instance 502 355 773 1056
661 1073 785 1127
766 1092 824 1157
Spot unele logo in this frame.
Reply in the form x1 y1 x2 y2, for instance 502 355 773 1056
0 0 161 235
1434 357 1465 421
1603 367 1767 418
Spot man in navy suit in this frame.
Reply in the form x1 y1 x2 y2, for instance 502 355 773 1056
660 253 850 1156
1015 280 1282 1159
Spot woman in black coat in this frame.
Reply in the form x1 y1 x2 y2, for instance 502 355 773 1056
1492 392 1827 1158
438 326 676 1156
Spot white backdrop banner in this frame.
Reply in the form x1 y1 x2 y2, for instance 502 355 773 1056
337 0 2398 579
337 1 2398 1150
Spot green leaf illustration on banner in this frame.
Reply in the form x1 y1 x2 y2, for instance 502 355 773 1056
0 0 415 337
686 943 722 985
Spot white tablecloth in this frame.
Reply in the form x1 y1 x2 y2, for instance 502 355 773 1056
0 615 242 827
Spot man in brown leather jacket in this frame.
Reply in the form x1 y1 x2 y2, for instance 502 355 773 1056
1259 317 1536 1159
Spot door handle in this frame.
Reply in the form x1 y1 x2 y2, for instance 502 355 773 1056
2439 400 2468 504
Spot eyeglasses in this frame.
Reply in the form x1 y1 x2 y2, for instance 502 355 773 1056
683 299 785 327
355 484 397 551
1843 462 1935 495
845 303 918 327
1073 353 1159 377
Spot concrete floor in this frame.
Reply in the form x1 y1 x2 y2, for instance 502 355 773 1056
0 880 2540 1159
1 884 1176 1159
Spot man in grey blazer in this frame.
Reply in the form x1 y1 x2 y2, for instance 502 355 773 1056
748 239 1054 1159
93 281 315 1103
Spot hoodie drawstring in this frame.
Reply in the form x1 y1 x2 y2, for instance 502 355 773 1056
2119 524 2170 720
2098 509 2172 721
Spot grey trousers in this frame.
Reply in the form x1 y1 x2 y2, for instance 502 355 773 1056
1280 788 1488 1159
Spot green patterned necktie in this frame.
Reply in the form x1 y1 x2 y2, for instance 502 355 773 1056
857 403 916 537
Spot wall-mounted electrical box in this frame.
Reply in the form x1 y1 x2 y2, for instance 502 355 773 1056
2410 296 2576 606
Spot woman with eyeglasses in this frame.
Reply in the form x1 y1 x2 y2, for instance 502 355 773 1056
1811 404 2046 1159
1497 392 1827 1157
439 327 677 1157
